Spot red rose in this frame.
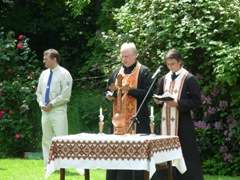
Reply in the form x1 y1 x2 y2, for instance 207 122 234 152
18 34 24 41
16 42 23 49
0 110 4 119
15 133 21 140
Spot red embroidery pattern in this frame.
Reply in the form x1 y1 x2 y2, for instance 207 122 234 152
48 137 180 164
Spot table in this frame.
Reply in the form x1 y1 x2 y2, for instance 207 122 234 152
46 133 186 179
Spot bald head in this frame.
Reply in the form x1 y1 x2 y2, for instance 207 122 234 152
120 42 138 67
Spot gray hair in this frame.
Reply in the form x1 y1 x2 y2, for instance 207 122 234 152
120 42 138 54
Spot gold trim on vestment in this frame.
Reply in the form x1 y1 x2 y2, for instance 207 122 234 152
112 62 141 134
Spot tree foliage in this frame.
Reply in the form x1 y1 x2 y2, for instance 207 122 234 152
0 0 97 78
65 0 90 16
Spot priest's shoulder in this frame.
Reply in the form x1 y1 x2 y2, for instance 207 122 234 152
59 66 71 76
140 64 150 71
140 64 151 76
185 72 200 84
157 74 166 83
109 66 121 80
111 66 121 75
186 72 198 80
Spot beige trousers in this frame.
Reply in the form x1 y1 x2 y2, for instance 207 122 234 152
41 107 68 166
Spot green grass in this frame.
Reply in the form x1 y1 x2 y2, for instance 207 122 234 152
0 159 239 180
203 176 240 180
0 159 105 180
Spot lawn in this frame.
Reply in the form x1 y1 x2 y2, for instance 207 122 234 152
0 159 239 180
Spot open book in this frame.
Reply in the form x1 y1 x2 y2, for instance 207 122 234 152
153 92 174 101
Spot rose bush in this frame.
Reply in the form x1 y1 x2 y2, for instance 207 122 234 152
0 29 41 157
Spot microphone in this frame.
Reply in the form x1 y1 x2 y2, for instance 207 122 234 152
151 65 162 79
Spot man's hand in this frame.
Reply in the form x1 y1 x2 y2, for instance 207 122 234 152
153 98 162 105
122 85 130 94
106 96 115 101
105 91 115 101
109 83 117 92
166 100 178 107
41 103 53 112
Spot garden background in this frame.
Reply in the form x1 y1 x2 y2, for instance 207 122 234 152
0 0 240 179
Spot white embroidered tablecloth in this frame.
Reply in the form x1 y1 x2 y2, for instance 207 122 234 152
46 133 186 178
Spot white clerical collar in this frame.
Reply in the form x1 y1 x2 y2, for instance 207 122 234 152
172 67 183 76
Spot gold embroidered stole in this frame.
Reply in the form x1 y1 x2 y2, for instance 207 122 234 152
161 68 188 135
112 62 141 134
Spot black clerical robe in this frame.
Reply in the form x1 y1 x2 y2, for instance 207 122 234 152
152 73 204 180
106 62 152 134
106 62 152 180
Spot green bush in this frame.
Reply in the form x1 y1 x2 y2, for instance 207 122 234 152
194 84 240 175
0 29 41 157
68 88 112 134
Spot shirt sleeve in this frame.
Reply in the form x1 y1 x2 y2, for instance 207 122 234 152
104 69 119 99
152 76 165 107
36 72 45 107
155 76 164 96
49 71 73 107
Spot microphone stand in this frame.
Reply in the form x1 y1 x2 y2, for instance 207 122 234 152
127 73 160 133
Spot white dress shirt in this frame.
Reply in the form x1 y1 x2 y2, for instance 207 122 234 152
36 65 73 109
171 67 184 76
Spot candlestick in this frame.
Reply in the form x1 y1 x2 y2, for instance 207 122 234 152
150 120 155 134
99 121 104 133
98 107 104 133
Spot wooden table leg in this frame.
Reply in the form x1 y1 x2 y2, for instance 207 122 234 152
60 168 65 180
144 170 149 180
85 169 90 180
167 161 173 180
132 171 135 180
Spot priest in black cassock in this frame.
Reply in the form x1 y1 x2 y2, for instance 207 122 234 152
153 48 204 180
105 42 152 180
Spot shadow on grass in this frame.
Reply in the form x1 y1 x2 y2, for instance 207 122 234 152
66 172 83 176
53 170 84 177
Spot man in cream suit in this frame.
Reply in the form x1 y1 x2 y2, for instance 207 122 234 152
36 49 73 168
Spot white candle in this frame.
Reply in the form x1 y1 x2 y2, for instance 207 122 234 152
99 107 104 121
150 106 154 117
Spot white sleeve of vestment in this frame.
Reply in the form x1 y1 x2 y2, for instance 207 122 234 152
50 71 73 107
36 72 45 107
